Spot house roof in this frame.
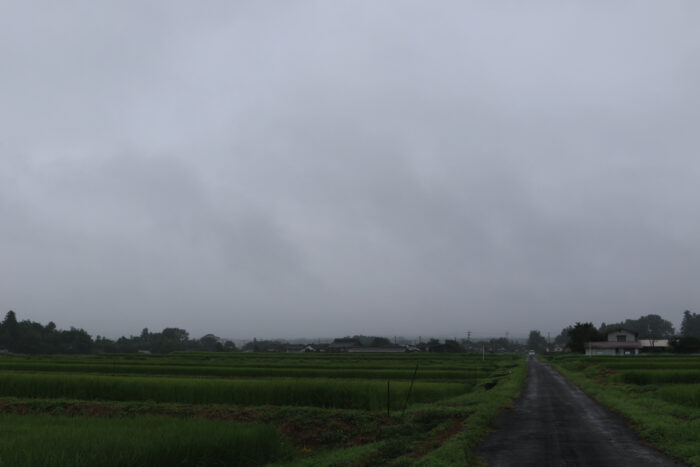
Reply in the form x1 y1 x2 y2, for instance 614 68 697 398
587 341 641 349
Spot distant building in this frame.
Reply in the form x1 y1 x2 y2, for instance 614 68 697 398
296 343 330 353
586 328 641 356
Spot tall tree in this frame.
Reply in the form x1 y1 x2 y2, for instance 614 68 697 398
567 322 601 353
2 310 18 336
554 326 572 347
1 310 19 350
527 330 547 353
622 314 674 338
681 310 700 337
162 328 189 342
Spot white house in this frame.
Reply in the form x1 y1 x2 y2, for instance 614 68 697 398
586 328 641 356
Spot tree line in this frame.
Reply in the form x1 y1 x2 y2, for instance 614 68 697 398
0 311 236 354
2 309 699 355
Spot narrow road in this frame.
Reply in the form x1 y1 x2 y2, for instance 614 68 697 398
478 357 681 466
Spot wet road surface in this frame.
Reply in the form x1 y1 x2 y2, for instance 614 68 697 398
478 357 681 466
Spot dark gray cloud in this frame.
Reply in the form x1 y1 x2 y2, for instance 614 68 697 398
1 2 699 339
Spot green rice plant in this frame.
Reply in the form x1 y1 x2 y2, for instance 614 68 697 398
0 354 526 466
600 361 700 371
550 355 700 372
0 353 513 385
0 373 468 409
614 370 700 385
51 352 512 369
655 384 700 408
74 352 512 370
0 414 287 466
0 361 477 381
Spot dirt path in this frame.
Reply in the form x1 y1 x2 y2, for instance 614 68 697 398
478 357 681 466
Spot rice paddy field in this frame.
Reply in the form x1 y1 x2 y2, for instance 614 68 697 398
0 352 526 466
549 355 700 466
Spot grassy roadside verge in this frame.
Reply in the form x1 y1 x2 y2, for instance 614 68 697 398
548 356 700 466
417 358 528 466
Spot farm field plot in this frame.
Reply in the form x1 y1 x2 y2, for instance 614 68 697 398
549 355 700 466
0 352 525 466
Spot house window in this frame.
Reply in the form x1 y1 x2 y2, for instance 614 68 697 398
616 335 627 342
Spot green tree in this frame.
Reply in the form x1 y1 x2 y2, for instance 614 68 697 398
681 310 700 337
443 339 464 352
3 310 18 335
671 336 700 353
554 327 571 347
567 322 601 353
621 314 674 338
162 328 189 342
223 340 237 351
370 336 392 347
57 327 93 354
199 334 223 352
527 330 547 353
1 311 20 350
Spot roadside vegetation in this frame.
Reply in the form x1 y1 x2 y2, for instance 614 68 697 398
0 352 526 466
549 355 700 466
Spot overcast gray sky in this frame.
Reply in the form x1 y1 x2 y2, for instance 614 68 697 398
2 1 699 340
